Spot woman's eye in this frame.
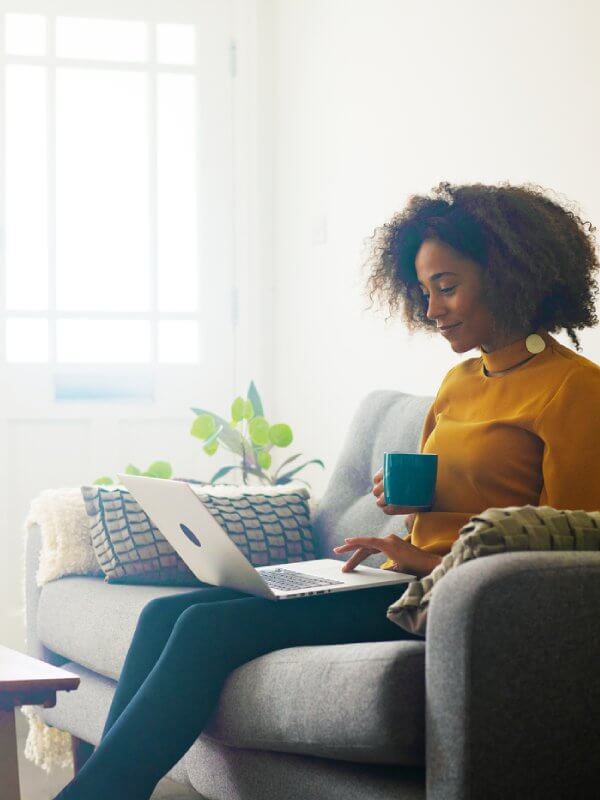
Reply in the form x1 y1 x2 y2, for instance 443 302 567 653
421 286 457 300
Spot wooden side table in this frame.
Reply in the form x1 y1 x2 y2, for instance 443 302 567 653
0 645 80 800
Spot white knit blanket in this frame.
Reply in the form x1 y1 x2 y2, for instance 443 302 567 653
22 482 320 772
25 487 103 586
22 487 101 772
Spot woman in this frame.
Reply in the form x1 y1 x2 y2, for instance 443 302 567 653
341 180 600 570
54 182 600 799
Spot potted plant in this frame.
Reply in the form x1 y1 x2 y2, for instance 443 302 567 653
94 381 324 487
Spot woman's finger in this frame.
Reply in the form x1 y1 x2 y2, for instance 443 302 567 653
341 537 379 547
333 540 377 554
341 546 373 572
379 501 425 515
333 543 356 553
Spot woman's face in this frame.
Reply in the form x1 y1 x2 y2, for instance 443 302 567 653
414 238 507 353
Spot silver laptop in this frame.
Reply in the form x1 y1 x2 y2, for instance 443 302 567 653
118 474 415 601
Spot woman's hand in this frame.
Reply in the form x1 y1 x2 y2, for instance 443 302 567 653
372 467 429 516
333 533 442 578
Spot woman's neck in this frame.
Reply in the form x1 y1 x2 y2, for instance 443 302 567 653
480 327 531 354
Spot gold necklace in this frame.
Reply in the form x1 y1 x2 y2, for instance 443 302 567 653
483 353 537 377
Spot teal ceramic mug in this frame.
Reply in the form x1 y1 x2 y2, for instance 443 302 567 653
383 452 438 508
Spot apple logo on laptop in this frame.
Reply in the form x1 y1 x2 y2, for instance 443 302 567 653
180 523 201 547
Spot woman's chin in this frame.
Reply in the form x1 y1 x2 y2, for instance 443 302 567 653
447 333 476 354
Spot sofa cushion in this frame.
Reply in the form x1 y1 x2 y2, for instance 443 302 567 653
38 577 426 765
205 640 425 764
43 662 427 779
38 576 200 680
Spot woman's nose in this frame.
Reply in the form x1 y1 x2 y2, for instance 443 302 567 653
426 294 447 320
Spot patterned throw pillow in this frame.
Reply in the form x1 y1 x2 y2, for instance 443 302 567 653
386 504 600 637
81 481 315 585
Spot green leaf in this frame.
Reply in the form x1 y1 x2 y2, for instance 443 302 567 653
210 465 239 483
94 476 113 485
231 396 245 422
125 464 142 475
191 407 246 456
273 452 303 479
276 476 311 488
257 450 272 469
275 458 324 483
269 423 293 448
242 399 254 420
203 425 224 447
190 414 216 441
204 440 219 456
249 416 270 446
247 381 264 417
146 461 172 479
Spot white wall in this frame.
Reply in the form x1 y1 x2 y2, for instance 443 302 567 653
269 0 600 498
232 0 276 402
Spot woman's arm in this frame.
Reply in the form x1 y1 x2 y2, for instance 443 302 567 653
534 367 600 511
392 512 444 575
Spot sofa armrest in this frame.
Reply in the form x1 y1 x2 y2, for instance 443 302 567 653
24 524 67 666
426 551 600 800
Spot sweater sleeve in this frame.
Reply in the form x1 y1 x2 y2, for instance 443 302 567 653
534 367 600 511
402 511 473 554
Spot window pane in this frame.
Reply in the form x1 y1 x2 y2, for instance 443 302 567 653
56 17 147 62
5 65 48 310
55 368 154 402
56 320 151 363
157 23 195 65
5 13 46 56
158 320 199 363
6 319 48 362
157 74 198 312
55 68 150 312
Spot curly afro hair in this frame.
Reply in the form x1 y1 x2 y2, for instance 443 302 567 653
362 181 600 351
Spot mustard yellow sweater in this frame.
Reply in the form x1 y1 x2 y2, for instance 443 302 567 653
382 327 600 564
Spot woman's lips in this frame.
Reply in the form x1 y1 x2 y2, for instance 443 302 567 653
440 323 462 337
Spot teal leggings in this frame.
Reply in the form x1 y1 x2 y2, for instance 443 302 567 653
55 582 417 800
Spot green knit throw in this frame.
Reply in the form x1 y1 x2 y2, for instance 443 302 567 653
387 505 600 636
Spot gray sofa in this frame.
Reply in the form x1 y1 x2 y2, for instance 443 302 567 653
25 390 600 799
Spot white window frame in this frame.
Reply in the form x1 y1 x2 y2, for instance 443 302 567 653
0 0 237 413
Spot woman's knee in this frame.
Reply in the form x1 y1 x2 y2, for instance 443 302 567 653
135 596 181 638
136 587 221 630
170 596 262 643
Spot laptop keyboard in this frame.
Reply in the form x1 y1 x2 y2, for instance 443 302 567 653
261 567 345 592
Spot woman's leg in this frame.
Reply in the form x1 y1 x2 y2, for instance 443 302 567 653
101 585 244 737
58 583 416 800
